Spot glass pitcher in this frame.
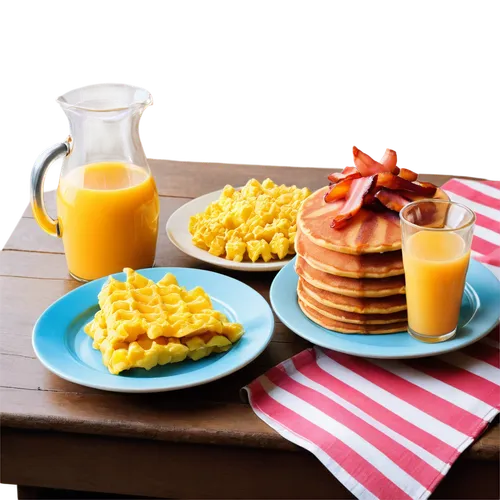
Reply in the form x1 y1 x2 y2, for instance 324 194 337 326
31 84 160 282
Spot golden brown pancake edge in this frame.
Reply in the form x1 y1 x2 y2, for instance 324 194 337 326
296 228 404 278
299 277 407 314
298 297 408 334
297 282 407 325
295 255 406 298
298 186 449 255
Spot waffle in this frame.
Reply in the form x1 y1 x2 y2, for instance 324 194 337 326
84 268 244 374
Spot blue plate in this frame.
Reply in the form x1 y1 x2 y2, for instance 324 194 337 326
33 268 274 392
271 258 499 359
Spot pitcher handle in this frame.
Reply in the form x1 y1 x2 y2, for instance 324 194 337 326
30 140 70 237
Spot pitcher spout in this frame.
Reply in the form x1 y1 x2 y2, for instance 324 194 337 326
57 83 152 169
56 82 153 113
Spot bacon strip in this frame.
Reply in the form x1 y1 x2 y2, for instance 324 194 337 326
324 178 355 202
374 189 411 213
380 149 398 171
361 177 381 205
328 167 361 184
376 172 437 197
330 175 377 229
398 168 418 182
416 181 439 191
353 147 384 176
364 198 387 212
393 190 425 202
353 146 398 176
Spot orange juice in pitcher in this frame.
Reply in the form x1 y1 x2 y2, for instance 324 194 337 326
56 162 159 281
31 84 160 281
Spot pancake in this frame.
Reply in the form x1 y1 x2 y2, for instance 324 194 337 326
299 277 407 314
295 256 405 298
297 281 407 325
298 186 449 255
296 227 404 278
298 297 407 334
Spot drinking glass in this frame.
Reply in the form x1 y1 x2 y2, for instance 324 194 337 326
400 200 476 343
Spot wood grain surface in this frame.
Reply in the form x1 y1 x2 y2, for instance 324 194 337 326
1 159 498 499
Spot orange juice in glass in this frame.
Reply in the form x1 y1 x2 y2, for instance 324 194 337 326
30 84 160 281
400 200 476 343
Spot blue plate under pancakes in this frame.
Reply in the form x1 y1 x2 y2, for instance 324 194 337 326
270 258 499 359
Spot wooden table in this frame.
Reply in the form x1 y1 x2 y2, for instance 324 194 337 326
1 160 498 500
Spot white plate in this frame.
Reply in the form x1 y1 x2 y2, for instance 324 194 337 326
166 189 293 272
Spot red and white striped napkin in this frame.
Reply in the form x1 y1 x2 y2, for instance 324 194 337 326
444 179 500 277
245 179 500 499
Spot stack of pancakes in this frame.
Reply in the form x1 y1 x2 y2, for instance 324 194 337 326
295 186 447 334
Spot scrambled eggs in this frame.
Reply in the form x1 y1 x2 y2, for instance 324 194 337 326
84 268 244 375
189 178 311 262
